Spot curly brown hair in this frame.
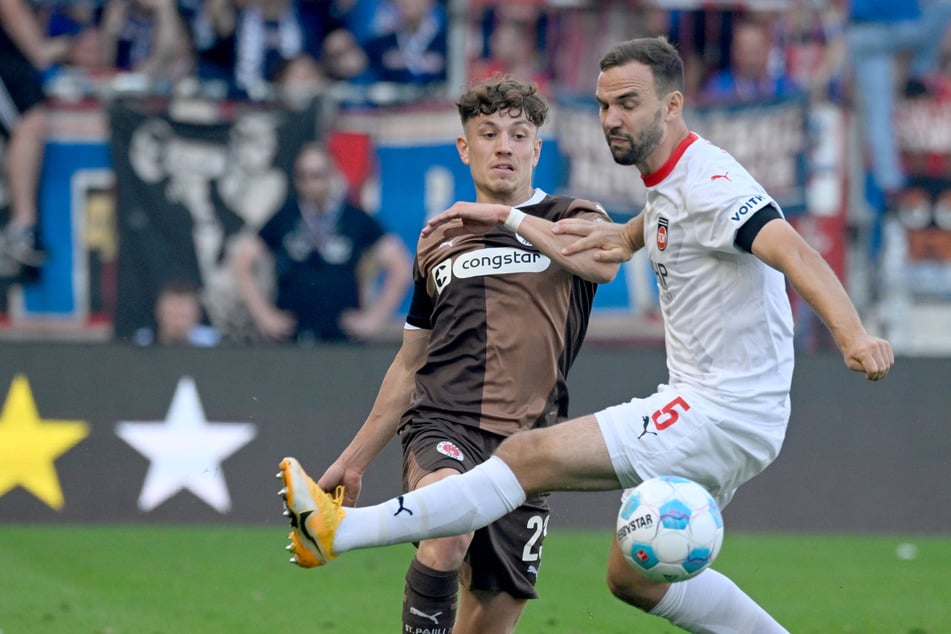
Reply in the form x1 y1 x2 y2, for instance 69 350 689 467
456 76 550 128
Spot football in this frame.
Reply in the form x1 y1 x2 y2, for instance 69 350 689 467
616 475 724 583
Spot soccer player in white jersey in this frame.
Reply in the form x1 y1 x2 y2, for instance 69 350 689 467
278 37 894 633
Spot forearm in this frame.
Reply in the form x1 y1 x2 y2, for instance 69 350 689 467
232 240 275 320
624 213 646 252
148 0 185 71
504 207 620 283
0 1 64 68
362 237 411 320
784 247 867 350
337 338 422 471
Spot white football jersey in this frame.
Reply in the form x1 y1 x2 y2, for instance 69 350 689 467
641 133 794 424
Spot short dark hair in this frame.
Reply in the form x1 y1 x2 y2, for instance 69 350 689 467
599 37 685 97
456 76 550 128
158 277 200 298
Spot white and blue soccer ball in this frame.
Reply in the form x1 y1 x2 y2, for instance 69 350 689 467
616 475 724 583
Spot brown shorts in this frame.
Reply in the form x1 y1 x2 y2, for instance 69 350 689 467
400 419 550 599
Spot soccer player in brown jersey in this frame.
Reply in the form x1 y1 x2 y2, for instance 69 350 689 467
305 77 619 633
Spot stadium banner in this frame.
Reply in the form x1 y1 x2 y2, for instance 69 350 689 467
4 96 824 340
896 95 951 274
0 106 113 334
108 99 319 342
0 342 947 532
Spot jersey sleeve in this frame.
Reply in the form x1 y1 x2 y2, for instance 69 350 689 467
686 154 780 253
405 256 434 329
562 198 612 223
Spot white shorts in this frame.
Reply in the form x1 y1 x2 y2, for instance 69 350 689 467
595 384 788 509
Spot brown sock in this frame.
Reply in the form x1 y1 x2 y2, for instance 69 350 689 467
402 558 459 634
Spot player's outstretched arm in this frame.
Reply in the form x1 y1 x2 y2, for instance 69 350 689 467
318 327 430 505
751 219 894 381
423 202 619 283
552 214 645 263
422 201 500 236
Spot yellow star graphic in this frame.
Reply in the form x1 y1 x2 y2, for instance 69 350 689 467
0 374 89 510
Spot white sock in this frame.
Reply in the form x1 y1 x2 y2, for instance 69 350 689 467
332 456 527 553
650 568 789 634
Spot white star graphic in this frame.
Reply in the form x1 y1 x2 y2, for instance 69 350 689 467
116 376 256 513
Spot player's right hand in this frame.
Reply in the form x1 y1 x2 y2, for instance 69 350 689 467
552 217 640 263
843 334 894 381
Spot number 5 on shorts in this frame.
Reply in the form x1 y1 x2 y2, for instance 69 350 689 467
651 396 690 430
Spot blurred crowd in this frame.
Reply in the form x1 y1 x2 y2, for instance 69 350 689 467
28 0 453 102
2 0 951 347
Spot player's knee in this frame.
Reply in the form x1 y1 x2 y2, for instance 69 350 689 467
417 533 473 568
495 429 555 484
606 573 656 611
605 558 665 612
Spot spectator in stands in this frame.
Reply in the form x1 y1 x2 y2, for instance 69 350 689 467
320 26 369 82
100 0 192 85
329 0 395 47
41 0 104 73
272 52 331 110
778 0 846 102
701 16 802 105
230 0 349 99
469 5 552 94
846 0 951 212
182 0 238 95
134 277 220 346
361 0 448 91
232 142 411 344
0 0 72 280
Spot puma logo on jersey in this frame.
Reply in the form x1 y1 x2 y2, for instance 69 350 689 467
438 238 456 248
711 172 731 182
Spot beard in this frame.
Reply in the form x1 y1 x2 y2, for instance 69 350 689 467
606 108 663 166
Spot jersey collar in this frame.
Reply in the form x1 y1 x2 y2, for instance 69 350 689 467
641 132 699 188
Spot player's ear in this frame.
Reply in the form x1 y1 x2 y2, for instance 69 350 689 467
532 137 542 167
456 135 470 164
665 91 684 120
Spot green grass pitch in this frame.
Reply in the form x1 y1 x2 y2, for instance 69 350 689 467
1 525 948 633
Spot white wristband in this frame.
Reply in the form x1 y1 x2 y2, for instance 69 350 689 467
503 207 526 233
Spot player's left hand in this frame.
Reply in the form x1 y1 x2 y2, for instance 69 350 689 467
843 334 894 381
421 202 509 238
318 461 364 507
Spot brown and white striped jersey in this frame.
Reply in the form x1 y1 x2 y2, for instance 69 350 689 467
401 191 610 438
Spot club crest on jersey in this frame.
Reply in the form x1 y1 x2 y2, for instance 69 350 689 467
432 258 452 294
656 216 669 251
436 441 464 461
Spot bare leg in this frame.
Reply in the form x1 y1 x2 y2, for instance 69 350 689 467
455 584 525 634
3 104 47 269
7 105 45 227
334 416 621 552
498 414 622 495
